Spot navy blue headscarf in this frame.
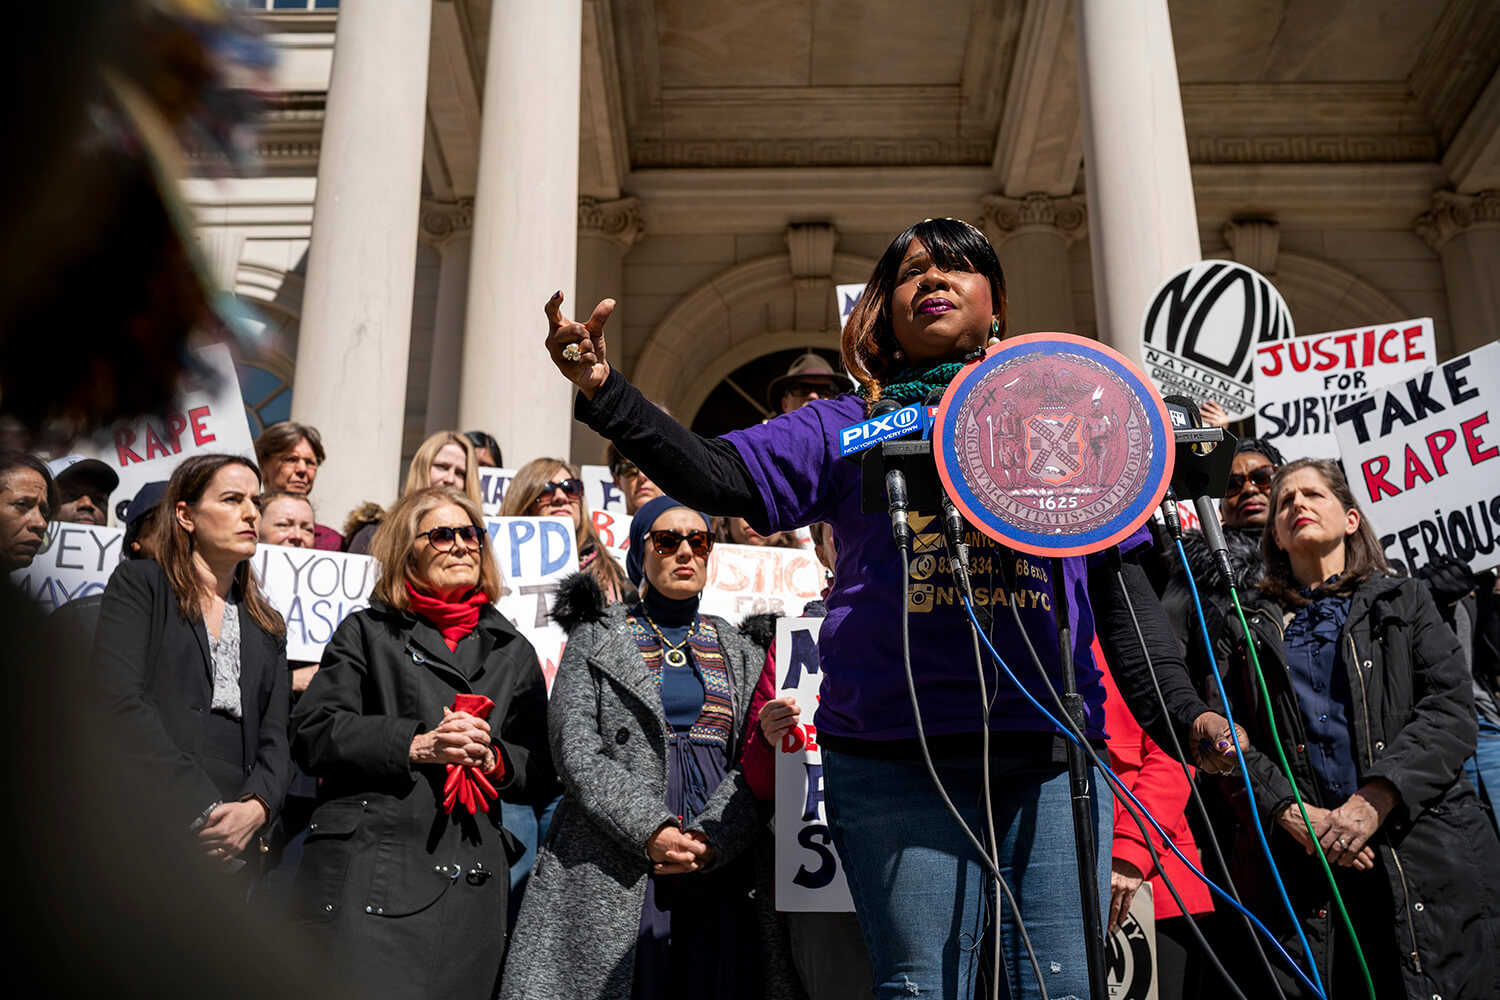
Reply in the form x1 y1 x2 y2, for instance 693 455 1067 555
626 494 711 587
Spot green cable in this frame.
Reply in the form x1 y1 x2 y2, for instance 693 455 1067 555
1231 588 1376 1000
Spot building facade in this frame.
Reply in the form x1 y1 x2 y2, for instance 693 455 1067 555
190 0 1500 528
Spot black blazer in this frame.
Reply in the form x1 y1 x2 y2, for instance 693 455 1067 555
93 559 292 826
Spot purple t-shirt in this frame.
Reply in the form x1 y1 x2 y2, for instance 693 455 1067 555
725 394 1143 743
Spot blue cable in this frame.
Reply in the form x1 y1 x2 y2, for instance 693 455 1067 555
959 595 1327 1000
1174 538 1326 998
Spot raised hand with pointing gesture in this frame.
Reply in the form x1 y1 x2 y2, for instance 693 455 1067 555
545 291 615 399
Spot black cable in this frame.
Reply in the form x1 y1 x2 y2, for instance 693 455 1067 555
1113 564 1290 1000
999 574 1250 1000
897 547 1047 1000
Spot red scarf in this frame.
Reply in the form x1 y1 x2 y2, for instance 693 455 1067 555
404 581 491 650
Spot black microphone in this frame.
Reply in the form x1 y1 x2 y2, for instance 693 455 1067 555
918 386 973 592
1163 393 1234 583
871 397 912 549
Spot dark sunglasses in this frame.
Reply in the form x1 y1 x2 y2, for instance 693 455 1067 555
417 524 485 550
648 529 714 557
1225 466 1275 495
611 462 641 481
536 478 585 499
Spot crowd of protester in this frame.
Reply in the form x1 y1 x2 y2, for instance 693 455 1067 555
4 285 1498 1000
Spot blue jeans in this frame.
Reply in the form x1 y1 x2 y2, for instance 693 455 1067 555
1465 714 1500 833
824 749 1112 1000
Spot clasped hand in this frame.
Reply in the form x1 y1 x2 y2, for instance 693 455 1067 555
1275 780 1397 871
197 799 268 859
410 708 493 769
759 696 801 747
646 823 715 875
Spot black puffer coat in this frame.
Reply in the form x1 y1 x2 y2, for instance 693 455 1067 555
1224 573 1500 998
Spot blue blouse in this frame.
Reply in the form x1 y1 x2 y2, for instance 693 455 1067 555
1284 580 1360 801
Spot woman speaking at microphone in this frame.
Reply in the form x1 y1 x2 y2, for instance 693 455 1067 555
544 218 1237 1000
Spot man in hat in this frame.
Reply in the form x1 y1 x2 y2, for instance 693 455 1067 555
767 352 847 415
46 455 119 526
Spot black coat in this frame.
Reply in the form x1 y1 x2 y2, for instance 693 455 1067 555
290 600 554 1000
1224 573 1500 998
93 559 292 828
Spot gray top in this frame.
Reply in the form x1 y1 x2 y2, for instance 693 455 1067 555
206 593 242 719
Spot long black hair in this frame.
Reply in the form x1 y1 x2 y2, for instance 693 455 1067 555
841 218 1006 402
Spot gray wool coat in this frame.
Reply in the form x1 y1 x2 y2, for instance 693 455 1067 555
499 585 802 1000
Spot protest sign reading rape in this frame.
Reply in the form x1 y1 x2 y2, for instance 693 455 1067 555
773 617 854 911
1255 319 1434 459
89 343 256 524
1334 340 1500 573
10 523 125 610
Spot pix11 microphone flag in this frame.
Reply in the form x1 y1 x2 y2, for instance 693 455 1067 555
934 333 1175 557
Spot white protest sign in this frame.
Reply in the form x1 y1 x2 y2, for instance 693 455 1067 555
10 523 126 610
87 343 256 524
1107 883 1158 1000
1255 319 1435 460
582 464 629 513
836 283 866 331
591 508 632 566
477 464 627 516
487 516 578 690
700 543 825 620
253 546 378 661
1334 340 1500 573
1140 261 1294 421
477 467 516 516
773 616 853 912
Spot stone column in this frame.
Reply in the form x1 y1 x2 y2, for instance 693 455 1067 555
458 0 583 465
1416 190 1500 357
291 1 431 527
1073 0 1201 361
981 193 1087 335
420 199 474 435
572 195 643 464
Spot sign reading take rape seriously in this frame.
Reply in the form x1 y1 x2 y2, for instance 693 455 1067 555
1254 318 1434 459
773 616 854 912
10 523 125 610
1333 340 1500 573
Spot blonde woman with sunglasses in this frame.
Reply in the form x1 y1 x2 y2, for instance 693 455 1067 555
502 495 800 999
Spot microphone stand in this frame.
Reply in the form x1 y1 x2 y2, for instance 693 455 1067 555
1047 556 1108 1000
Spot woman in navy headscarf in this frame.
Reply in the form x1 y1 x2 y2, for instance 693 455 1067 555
501 496 800 1000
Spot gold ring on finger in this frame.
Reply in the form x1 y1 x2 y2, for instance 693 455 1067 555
562 343 582 362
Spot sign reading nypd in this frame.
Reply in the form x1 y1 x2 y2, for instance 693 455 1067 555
837 404 923 457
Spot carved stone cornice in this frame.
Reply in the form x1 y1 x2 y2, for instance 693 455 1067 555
980 193 1088 246
1415 189 1500 251
578 195 644 250
419 198 475 247
1222 218 1280 276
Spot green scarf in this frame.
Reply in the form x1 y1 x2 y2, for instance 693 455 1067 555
858 360 968 406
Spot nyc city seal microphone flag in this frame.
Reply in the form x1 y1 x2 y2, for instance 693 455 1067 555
935 333 1174 558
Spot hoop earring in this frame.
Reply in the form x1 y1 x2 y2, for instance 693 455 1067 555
987 317 1001 346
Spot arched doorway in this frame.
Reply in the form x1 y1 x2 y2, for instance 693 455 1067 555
689 344 846 437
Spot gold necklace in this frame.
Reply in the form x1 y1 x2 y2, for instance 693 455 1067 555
641 614 691 669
